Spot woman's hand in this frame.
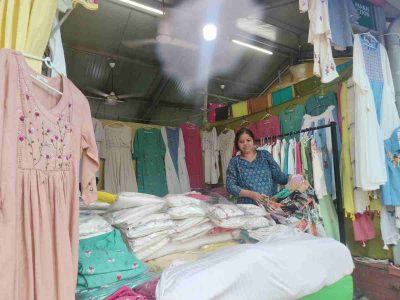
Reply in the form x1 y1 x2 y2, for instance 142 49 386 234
248 191 265 202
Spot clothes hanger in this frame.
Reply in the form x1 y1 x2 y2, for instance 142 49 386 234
22 52 63 96
261 110 272 120
286 102 297 113
222 127 231 133
359 31 378 49
239 118 250 127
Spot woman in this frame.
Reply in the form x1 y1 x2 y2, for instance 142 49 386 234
226 128 289 205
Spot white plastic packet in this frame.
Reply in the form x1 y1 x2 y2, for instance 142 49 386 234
127 229 171 253
173 217 209 233
237 204 267 217
104 203 166 226
135 237 170 261
124 219 176 239
168 205 206 219
241 216 271 230
164 194 202 207
209 216 247 229
171 222 214 242
80 201 110 211
122 213 171 230
108 192 165 211
208 204 245 221
79 212 113 239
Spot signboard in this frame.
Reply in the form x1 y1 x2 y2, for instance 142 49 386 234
352 0 377 30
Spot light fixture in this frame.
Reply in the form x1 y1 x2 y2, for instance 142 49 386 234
232 39 273 55
203 23 218 41
117 0 164 15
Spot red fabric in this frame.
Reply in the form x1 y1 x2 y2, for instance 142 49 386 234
208 103 226 123
254 116 280 139
367 0 385 6
247 122 259 139
106 286 148 300
133 278 160 300
295 142 302 175
353 213 376 243
180 123 204 189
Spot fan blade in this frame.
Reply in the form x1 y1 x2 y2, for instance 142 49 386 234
168 38 198 50
86 95 107 101
117 93 145 100
122 39 158 49
85 87 109 98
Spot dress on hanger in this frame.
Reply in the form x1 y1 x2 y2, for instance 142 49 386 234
92 117 106 177
202 127 220 184
104 125 138 194
0 49 99 300
180 123 204 189
217 129 235 185
353 34 400 191
161 127 190 194
132 128 168 197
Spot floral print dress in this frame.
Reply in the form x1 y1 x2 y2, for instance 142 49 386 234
0 49 99 300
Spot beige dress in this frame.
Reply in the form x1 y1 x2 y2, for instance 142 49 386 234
0 49 99 300
104 125 138 193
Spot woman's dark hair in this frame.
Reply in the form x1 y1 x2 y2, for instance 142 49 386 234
234 127 255 150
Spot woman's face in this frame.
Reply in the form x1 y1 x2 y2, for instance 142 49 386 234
238 133 254 154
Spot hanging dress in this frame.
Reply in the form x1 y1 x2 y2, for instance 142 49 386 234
217 129 235 185
0 49 99 299
132 128 168 197
104 125 138 194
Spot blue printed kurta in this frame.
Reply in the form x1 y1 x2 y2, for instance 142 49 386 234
226 150 289 204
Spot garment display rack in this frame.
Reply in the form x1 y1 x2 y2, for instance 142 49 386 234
262 122 345 244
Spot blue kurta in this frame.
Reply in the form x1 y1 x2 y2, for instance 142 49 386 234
226 150 289 204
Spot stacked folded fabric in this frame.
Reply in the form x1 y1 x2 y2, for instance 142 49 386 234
79 211 114 240
103 192 173 261
145 195 240 261
77 229 147 292
208 203 275 230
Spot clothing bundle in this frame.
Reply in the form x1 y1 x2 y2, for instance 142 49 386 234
77 229 147 291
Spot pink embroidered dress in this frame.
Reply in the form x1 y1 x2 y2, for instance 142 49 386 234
0 49 99 299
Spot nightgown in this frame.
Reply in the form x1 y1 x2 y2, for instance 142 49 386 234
0 49 99 299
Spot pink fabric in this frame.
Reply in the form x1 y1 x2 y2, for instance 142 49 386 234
187 193 211 201
106 286 148 300
180 123 204 189
0 49 99 299
247 122 259 139
353 213 376 243
254 116 280 139
133 278 160 300
208 103 226 123
295 142 302 174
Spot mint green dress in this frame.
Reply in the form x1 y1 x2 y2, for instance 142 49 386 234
132 128 168 197
77 229 147 289
279 104 306 136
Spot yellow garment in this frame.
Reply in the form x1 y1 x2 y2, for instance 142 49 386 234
0 0 58 72
147 241 238 272
340 83 355 219
72 0 99 10
231 101 249 118
97 191 117 204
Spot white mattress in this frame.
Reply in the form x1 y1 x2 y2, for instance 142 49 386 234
156 232 354 300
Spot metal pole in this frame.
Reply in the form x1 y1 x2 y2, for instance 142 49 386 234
330 121 346 244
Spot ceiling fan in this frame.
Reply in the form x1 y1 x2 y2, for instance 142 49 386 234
85 62 144 105
122 0 198 51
